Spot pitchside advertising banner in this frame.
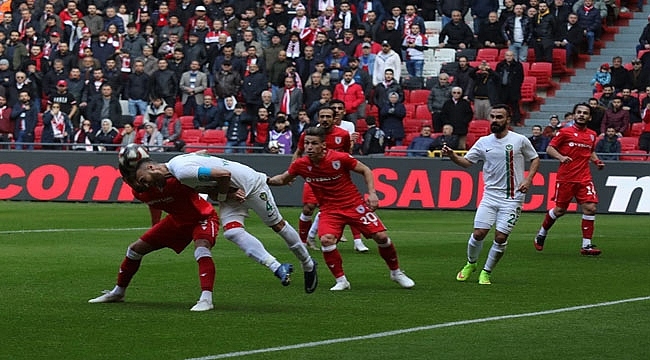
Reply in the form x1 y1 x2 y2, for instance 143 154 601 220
1 152 649 214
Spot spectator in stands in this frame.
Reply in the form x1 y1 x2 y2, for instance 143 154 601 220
241 63 267 115
72 119 94 151
155 105 182 150
469 60 499 120
439 10 475 50
251 107 272 153
471 1 500 34
640 102 650 152
303 72 328 113
551 0 572 24
268 115 293 154
637 14 650 54
628 59 650 92
427 74 453 132
333 69 364 124
225 102 251 154
48 79 78 127
94 118 119 151
149 58 178 108
591 63 611 93
180 60 208 116
599 83 616 107
532 1 556 63
145 97 167 124
572 0 609 26
503 4 530 62
292 109 316 153
41 102 73 150
373 69 404 110
348 57 373 104
372 40 402 86
0 95 13 149
402 24 428 78
528 124 551 158
495 50 525 126
601 96 629 136
114 122 137 148
358 116 385 155
125 59 151 118
588 97 606 133
610 56 631 92
375 18 403 60
439 87 473 149
621 88 641 123
379 92 406 146
554 13 583 66
576 0 601 56
407 125 434 157
430 124 461 151
543 114 562 137
595 126 621 160
193 95 219 130
477 11 506 49
142 121 164 152
562 111 576 127
87 84 122 130
438 0 470 29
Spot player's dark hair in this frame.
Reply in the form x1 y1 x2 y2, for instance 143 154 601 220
572 102 591 115
305 126 326 140
490 103 512 117
135 158 155 171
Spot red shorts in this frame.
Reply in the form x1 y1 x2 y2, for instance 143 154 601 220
318 204 386 240
140 213 219 254
552 181 599 209
302 182 318 205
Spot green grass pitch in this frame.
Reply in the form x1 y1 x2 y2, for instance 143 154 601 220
1 202 648 360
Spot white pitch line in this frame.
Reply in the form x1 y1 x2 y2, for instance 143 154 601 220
186 296 650 360
0 227 149 234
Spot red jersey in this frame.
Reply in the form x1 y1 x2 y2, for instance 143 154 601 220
289 150 364 211
297 126 351 153
134 176 216 222
549 125 598 183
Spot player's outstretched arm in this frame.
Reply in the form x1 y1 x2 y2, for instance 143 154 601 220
267 171 297 186
441 144 473 168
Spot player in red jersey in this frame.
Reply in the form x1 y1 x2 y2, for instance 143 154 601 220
89 164 219 311
269 126 415 290
534 103 606 256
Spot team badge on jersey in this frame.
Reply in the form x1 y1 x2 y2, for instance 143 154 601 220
332 160 340 170
335 136 342 144
356 205 365 214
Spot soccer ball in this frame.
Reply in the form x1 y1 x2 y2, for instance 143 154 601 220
118 144 150 168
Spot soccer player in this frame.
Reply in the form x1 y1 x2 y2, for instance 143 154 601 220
295 101 370 253
135 153 319 293
533 103 605 256
88 163 220 311
268 125 415 291
442 104 540 285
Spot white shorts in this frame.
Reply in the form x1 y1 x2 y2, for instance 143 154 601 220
219 184 283 227
473 193 523 235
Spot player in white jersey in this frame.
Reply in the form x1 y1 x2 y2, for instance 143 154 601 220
136 153 319 293
442 104 540 285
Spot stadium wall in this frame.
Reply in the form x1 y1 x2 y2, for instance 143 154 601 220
1 151 649 214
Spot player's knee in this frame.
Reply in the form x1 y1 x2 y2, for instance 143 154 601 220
321 234 337 247
582 203 597 215
554 207 567 217
494 234 509 244
371 231 389 244
194 246 212 261
473 229 489 240
270 219 285 232
302 204 316 215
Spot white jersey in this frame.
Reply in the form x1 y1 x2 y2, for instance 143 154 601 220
464 131 539 201
166 153 267 197
338 121 355 134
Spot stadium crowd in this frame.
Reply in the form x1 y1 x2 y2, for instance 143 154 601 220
0 0 647 158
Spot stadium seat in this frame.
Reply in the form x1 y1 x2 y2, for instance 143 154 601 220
403 131 421 146
529 62 554 89
415 105 433 121
465 133 480 149
468 119 490 136
184 142 207 153
476 48 498 62
355 118 369 135
174 101 184 117
408 89 430 105
366 104 379 118
180 115 195 130
520 76 538 104
404 103 417 118
434 48 456 63
33 126 42 149
37 113 43 126
200 129 226 144
618 136 639 151
404 116 431 130
629 122 644 137
552 48 570 75
637 49 650 59
497 48 508 61
133 115 144 128
181 129 202 143
135 129 146 143
619 150 647 161
384 145 408 156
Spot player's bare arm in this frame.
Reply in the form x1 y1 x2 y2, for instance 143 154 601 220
546 145 572 163
352 161 379 210
519 157 540 193
441 144 473 168
590 151 605 170
267 171 297 186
